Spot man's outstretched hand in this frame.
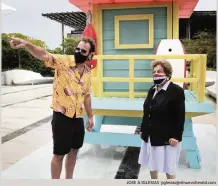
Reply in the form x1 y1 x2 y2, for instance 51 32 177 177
10 37 28 49
9 37 49 61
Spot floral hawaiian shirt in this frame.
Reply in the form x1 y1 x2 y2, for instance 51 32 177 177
44 53 91 118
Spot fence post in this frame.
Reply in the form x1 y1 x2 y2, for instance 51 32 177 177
197 54 207 102
189 59 194 91
97 56 103 99
129 58 134 100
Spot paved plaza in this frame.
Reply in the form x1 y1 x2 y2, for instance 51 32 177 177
1 83 217 180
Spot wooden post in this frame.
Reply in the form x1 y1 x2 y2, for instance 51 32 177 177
129 58 134 100
98 56 103 98
198 55 206 102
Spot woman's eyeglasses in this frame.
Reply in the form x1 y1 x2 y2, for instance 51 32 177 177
75 47 87 54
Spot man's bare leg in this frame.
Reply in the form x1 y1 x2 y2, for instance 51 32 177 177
65 149 78 179
51 155 65 179
150 171 158 179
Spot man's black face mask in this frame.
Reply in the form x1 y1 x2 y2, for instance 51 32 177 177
74 47 89 64
74 52 88 64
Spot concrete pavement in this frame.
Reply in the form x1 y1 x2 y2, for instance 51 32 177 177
0 83 217 179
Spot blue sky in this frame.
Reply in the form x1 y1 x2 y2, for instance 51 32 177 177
2 0 217 49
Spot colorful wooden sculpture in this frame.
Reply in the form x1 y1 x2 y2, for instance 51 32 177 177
69 0 215 169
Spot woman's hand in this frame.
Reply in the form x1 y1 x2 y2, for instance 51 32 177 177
169 138 179 147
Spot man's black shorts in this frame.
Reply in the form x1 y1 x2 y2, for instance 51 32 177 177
51 111 85 155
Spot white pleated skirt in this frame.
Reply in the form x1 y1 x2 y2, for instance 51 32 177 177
138 137 181 175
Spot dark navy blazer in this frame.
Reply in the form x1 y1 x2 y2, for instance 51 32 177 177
140 81 185 146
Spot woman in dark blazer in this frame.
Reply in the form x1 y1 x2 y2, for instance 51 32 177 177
138 59 185 179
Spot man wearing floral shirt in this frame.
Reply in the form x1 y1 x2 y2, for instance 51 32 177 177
10 36 95 179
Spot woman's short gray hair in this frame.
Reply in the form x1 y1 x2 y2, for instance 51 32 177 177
152 59 173 80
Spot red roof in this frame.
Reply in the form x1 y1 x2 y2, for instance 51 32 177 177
69 0 199 18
